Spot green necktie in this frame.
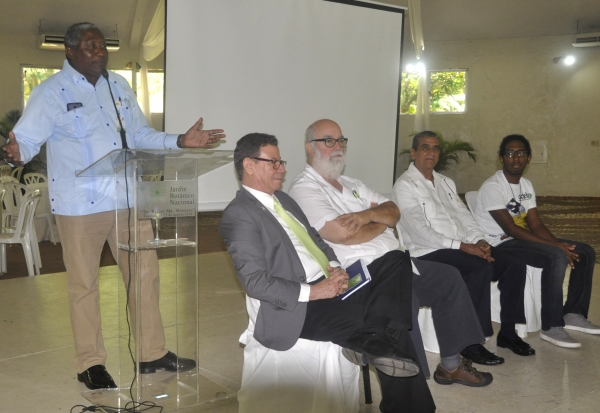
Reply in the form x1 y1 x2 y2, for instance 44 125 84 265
273 197 330 278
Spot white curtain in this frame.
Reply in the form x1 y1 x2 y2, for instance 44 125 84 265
414 65 429 131
408 0 424 59
408 0 429 131
142 0 165 62
138 0 165 125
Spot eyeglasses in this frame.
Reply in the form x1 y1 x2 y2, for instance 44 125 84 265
503 150 529 158
251 157 287 170
310 137 348 148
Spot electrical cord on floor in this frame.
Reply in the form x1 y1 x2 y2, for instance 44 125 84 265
71 151 163 413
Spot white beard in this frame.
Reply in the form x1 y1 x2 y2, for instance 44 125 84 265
312 148 346 180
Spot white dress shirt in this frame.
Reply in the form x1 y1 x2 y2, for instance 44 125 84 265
288 164 415 271
392 163 485 257
243 185 340 302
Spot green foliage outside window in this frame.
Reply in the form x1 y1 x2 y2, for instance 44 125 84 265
23 66 164 113
400 72 419 114
429 71 466 113
23 67 61 106
399 70 467 114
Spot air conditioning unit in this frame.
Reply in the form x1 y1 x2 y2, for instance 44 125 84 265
572 32 600 48
37 34 120 51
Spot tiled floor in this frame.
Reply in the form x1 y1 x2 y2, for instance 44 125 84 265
1 252 599 412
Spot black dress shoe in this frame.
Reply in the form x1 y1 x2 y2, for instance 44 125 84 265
497 332 535 356
460 344 505 366
77 365 117 390
138 351 196 374
341 331 420 378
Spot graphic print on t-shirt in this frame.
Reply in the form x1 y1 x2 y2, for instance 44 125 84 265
506 197 527 229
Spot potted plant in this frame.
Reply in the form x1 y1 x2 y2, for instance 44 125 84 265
0 109 47 176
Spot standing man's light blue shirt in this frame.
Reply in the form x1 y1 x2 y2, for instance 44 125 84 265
14 59 179 216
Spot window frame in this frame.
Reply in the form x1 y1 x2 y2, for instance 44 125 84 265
399 68 468 115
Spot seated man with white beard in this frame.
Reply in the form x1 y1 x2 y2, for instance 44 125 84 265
288 119 494 391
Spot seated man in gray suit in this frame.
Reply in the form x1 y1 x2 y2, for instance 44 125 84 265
220 133 435 413
288 119 492 388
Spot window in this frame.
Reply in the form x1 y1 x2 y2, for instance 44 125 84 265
112 70 164 113
399 69 467 114
22 67 61 107
22 66 164 113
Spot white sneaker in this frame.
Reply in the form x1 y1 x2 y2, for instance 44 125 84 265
564 313 600 335
540 327 581 348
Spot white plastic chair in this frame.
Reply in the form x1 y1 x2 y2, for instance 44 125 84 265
0 189 42 276
11 166 24 182
0 176 18 183
23 172 47 185
0 164 12 176
238 296 359 413
143 173 164 181
25 182 59 244
2 182 29 228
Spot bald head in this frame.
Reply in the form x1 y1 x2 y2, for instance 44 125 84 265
305 119 346 180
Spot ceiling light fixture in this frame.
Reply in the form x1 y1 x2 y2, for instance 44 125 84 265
552 56 576 65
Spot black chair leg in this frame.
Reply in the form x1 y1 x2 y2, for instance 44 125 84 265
362 363 372 405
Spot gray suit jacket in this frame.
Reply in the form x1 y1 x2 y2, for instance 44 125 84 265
220 188 338 351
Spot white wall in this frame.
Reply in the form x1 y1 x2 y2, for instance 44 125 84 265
396 35 600 196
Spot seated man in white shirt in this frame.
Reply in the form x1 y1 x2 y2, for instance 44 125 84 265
288 119 493 389
471 134 600 348
393 131 534 358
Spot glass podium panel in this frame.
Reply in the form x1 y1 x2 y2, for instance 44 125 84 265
77 149 234 411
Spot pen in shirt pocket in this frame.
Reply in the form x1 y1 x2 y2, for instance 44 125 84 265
352 190 360 199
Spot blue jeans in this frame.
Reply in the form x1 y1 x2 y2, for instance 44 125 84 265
498 238 596 330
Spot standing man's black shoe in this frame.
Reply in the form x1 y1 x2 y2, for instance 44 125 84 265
460 344 505 366
341 331 420 377
77 365 117 390
138 351 196 374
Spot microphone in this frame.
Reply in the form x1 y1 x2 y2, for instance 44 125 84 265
103 69 129 149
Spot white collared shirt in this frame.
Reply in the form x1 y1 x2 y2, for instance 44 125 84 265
13 59 179 216
288 165 408 269
392 163 485 257
243 185 340 302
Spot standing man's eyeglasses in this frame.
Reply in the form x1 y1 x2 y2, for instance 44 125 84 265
310 137 349 148
503 150 529 158
250 157 287 169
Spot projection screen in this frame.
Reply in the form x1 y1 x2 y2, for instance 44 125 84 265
165 0 405 210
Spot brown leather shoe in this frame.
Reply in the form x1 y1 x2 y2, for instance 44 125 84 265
433 358 493 387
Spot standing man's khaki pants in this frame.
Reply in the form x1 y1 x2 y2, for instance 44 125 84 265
56 210 167 373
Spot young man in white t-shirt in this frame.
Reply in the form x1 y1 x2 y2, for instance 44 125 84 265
472 134 600 348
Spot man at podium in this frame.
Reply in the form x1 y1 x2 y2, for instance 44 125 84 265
2 22 225 390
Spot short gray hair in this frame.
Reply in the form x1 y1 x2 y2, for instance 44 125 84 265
412 131 439 150
64 22 101 49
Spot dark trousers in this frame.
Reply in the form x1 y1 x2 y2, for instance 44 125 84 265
300 250 435 413
412 258 485 357
419 247 527 337
498 238 596 330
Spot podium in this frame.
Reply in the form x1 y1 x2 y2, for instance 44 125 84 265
76 148 234 411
